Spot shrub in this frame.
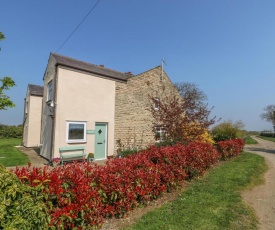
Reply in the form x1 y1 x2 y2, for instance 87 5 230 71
196 130 215 145
0 124 22 138
12 140 244 229
182 142 220 178
120 148 138 157
212 120 244 142
0 164 49 229
260 132 275 137
13 163 105 229
216 138 245 160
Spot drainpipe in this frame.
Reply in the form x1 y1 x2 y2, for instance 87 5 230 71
49 65 58 160
21 98 26 146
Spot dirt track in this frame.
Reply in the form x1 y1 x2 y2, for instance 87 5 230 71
243 136 275 230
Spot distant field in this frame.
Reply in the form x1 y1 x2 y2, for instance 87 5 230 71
0 138 29 167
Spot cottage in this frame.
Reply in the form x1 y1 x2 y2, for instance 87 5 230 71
24 53 180 161
39 53 131 161
22 84 43 147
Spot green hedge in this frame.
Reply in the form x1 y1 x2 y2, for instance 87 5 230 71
0 124 22 138
260 132 274 137
0 165 50 229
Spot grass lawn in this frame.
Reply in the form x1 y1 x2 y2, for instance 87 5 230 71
123 152 267 230
257 136 275 142
244 136 258 144
0 138 29 167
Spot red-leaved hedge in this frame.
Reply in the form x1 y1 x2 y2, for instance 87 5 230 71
12 139 244 229
216 138 245 160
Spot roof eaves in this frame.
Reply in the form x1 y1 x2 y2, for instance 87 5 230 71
28 84 44 96
56 62 129 82
52 53 130 82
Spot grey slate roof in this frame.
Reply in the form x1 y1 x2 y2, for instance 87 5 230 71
51 53 131 82
28 84 44 96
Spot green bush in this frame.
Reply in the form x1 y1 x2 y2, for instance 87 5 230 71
211 120 244 142
0 165 50 229
0 124 22 138
120 140 178 157
212 133 232 142
121 148 138 157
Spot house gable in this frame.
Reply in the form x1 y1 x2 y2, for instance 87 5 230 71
115 66 180 151
40 53 131 160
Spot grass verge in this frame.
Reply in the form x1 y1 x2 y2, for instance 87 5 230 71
123 152 267 230
257 136 275 142
244 136 258 144
0 138 29 167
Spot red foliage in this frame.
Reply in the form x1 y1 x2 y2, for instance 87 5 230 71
216 138 245 160
149 92 216 143
14 162 105 229
12 140 244 229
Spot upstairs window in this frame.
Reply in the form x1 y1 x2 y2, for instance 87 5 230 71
153 97 160 110
47 81 53 101
66 121 86 143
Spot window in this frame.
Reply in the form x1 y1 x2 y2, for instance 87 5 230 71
25 101 28 114
66 121 86 143
153 97 160 110
47 81 53 101
155 126 166 141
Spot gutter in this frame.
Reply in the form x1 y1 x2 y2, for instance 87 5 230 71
21 98 26 146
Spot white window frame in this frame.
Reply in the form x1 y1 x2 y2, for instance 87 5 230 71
66 121 87 143
47 81 53 101
153 97 160 110
155 126 166 142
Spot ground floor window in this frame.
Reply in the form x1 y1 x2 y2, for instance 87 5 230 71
66 121 86 143
155 126 166 141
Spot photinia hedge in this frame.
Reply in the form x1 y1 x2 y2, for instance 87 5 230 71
216 138 245 160
12 139 244 229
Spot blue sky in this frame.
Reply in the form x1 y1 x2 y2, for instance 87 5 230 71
1 0 275 131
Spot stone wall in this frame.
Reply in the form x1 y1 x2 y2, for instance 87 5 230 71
114 66 180 153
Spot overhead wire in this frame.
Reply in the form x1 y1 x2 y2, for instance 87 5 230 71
55 0 103 53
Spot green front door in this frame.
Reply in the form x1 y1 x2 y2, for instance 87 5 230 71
95 123 107 160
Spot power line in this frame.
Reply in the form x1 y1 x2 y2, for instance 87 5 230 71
55 0 103 53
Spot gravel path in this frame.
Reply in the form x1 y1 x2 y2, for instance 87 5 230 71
243 136 275 230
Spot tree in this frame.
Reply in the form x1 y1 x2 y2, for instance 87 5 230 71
0 32 16 110
0 77 16 110
260 105 275 127
149 88 215 143
0 32 5 50
175 82 207 110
